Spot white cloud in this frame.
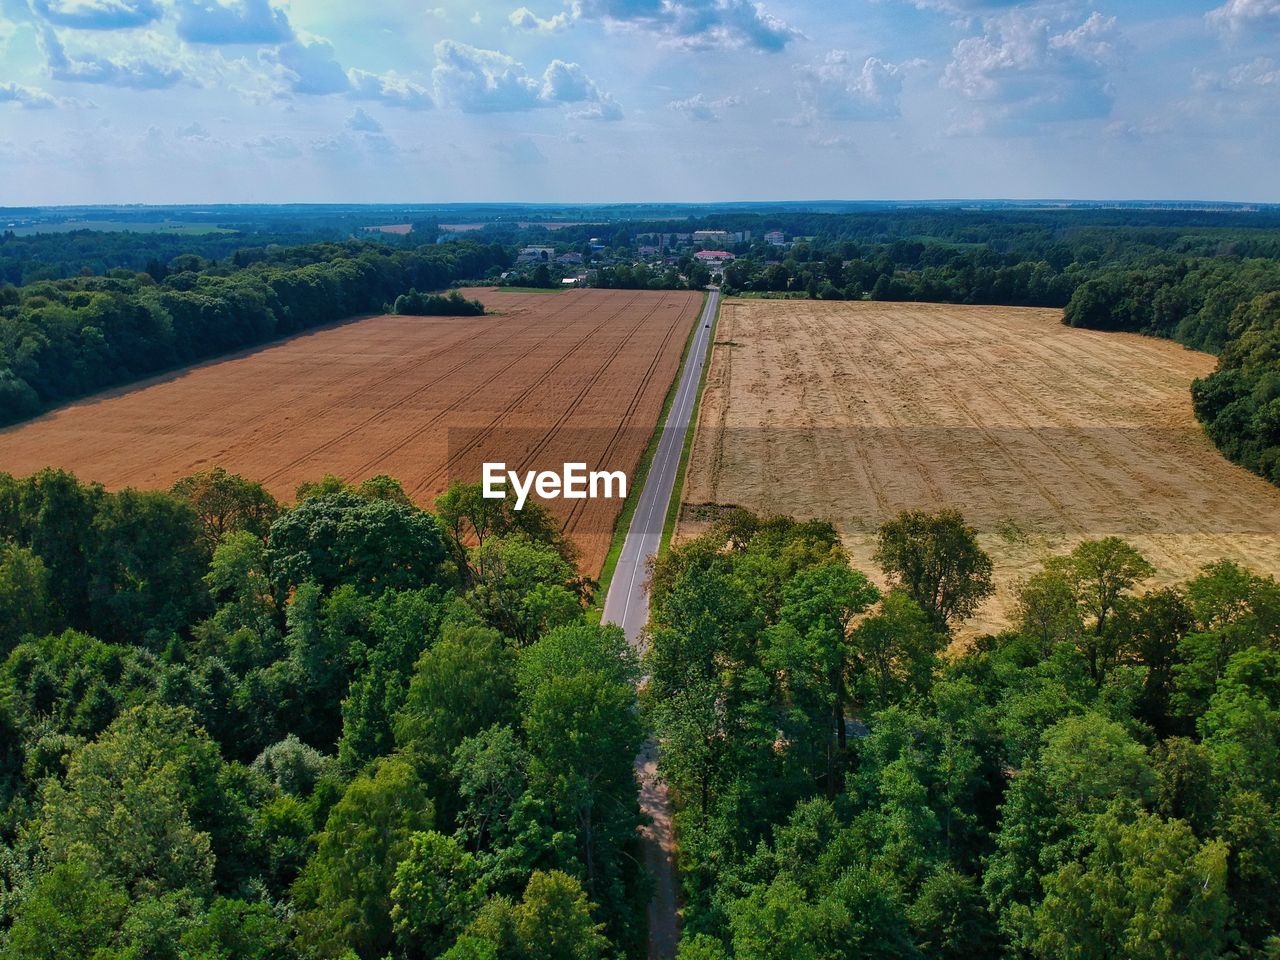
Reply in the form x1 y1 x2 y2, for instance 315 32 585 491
345 105 382 131
1206 0 1280 37
568 0 802 52
943 10 1119 124
39 25 185 89
509 6 571 31
175 0 294 45
1195 56 1280 92
432 40 620 117
0 81 60 108
348 68 433 110
30 0 162 30
432 40 541 111
570 93 622 120
669 92 742 121
261 37 350 95
796 52 908 121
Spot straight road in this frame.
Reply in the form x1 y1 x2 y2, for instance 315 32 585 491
603 286 719 641
603 286 719 960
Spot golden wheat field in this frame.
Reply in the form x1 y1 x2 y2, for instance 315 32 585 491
678 298 1280 635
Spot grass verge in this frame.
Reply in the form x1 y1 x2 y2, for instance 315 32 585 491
591 290 710 614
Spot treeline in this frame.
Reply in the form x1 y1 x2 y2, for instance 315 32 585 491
720 249 1076 307
1063 259 1280 485
593 261 711 291
0 239 510 426
0 228 348 285
0 467 643 958
649 508 1280 959
390 289 485 317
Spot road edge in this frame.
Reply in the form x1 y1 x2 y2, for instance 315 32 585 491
593 288 709 611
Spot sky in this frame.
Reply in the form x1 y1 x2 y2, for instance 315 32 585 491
0 0 1277 204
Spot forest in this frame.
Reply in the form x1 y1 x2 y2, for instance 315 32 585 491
647 510 1280 960
0 467 643 959
1062 260 1280 487
0 469 1277 958
0 239 509 426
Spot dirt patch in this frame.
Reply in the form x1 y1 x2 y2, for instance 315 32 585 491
678 299 1280 635
0 288 703 576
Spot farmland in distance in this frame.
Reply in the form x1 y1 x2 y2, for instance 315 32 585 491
678 298 1280 635
0 288 704 575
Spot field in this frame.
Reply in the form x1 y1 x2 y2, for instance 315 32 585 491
0 288 703 576
5 220 236 235
679 298 1280 635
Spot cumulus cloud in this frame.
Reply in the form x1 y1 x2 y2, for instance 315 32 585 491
570 94 622 120
0 80 60 108
29 0 162 30
509 6 571 31
175 0 294 45
557 0 801 52
39 26 184 89
943 10 1119 124
255 36 432 109
261 37 350 95
795 52 907 121
1194 56 1280 92
669 92 741 121
345 105 381 131
890 0 1024 12
1206 0 1280 36
432 40 541 111
432 40 620 117
348 68 433 110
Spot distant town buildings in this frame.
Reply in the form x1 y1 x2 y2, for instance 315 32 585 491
694 250 735 275
517 245 555 264
765 230 788 246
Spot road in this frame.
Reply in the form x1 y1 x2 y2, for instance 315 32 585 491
602 286 718 960
603 286 718 641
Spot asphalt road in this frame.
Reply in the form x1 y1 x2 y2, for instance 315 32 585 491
602 286 719 643
602 286 718 960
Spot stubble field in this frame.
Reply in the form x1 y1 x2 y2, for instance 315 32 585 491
679 298 1280 635
0 288 704 576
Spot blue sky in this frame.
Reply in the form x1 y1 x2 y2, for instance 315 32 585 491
0 0 1276 203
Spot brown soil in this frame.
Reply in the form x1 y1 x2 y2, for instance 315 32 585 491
678 299 1280 635
0 288 703 576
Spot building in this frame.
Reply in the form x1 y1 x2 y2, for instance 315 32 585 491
557 252 585 267
694 250 735 274
516 245 555 264
693 229 730 245
765 230 788 246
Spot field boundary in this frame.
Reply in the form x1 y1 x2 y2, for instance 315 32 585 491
593 290 709 610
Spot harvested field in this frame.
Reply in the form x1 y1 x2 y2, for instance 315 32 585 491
679 298 1280 635
0 288 704 576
